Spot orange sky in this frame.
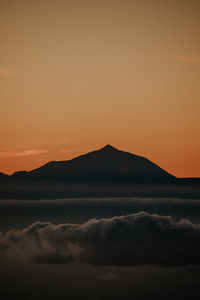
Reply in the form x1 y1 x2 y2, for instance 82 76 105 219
0 0 200 177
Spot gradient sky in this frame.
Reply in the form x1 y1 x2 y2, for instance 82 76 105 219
0 0 200 177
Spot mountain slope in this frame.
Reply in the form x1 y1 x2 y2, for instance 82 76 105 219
0 172 9 179
27 145 175 182
1 145 200 199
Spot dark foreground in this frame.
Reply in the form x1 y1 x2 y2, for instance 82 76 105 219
0 197 200 300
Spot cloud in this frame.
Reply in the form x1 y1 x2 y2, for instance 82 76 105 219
184 265 200 274
97 273 120 280
0 66 15 77
0 149 48 158
1 212 200 267
1 197 199 223
171 50 200 63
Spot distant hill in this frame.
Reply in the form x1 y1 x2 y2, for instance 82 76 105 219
14 144 175 182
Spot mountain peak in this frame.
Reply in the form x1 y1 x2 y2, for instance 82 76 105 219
100 144 118 151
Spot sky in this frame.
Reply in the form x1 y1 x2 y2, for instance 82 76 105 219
0 0 200 177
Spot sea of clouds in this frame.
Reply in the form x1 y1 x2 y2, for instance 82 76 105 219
1 211 200 267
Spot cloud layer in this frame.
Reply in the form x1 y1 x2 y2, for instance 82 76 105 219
1 212 200 267
1 197 200 227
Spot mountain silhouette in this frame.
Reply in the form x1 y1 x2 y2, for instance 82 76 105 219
0 172 9 179
1 145 200 199
17 144 175 182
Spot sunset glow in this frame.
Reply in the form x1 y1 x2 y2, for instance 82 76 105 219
1 0 200 177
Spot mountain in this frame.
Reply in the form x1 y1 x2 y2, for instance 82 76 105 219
16 144 175 182
0 172 9 179
1 145 200 199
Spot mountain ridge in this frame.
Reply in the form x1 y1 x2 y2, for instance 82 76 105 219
10 144 175 182
0 145 200 200
0 145 199 182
